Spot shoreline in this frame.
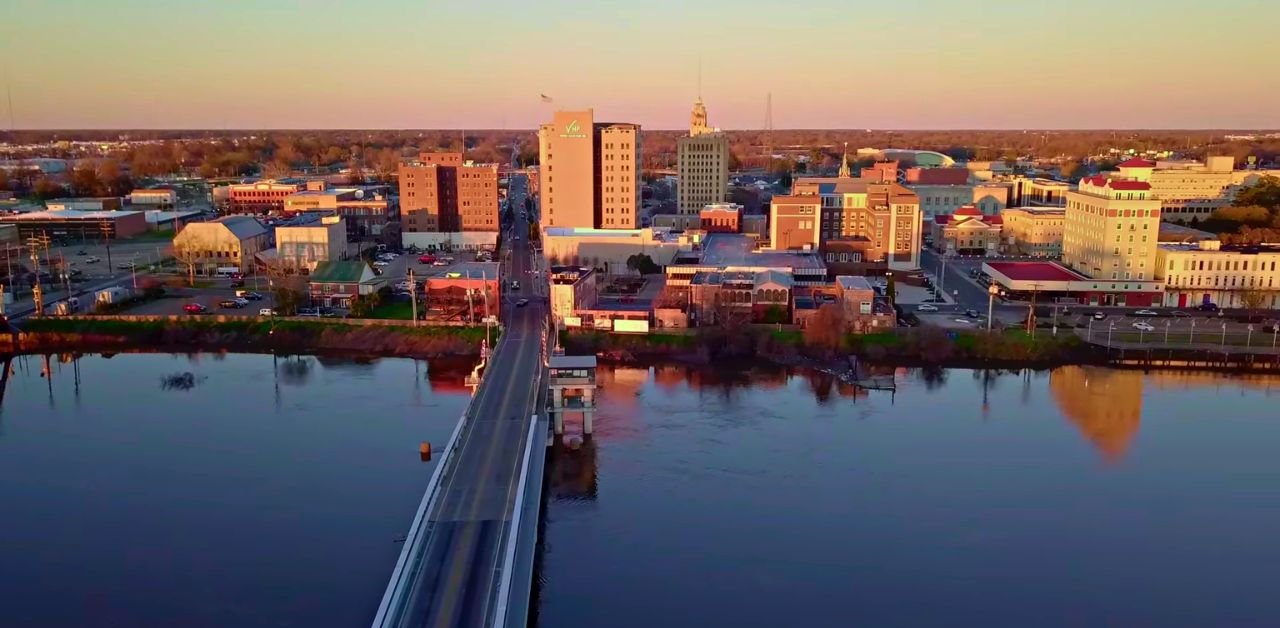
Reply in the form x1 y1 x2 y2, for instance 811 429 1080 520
5 317 1280 374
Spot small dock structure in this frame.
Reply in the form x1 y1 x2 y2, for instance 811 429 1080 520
548 354 597 437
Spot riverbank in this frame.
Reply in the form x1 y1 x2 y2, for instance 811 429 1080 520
559 326 1103 370
4 317 492 359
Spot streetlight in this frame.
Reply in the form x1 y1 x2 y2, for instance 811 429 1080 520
987 283 998 332
1108 321 1115 346
1189 319 1196 344
1164 320 1171 345
1087 317 1094 341
1247 324 1254 348
1221 321 1228 349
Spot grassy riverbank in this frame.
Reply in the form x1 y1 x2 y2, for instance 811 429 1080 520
9 317 492 358
561 326 1098 368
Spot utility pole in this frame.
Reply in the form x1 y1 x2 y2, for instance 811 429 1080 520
408 268 418 327
27 235 45 316
99 220 114 271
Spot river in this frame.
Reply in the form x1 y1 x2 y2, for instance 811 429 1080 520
2 354 1278 627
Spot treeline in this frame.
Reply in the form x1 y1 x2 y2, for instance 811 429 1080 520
1199 176 1280 244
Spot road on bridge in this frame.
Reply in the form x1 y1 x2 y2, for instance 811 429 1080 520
391 174 547 628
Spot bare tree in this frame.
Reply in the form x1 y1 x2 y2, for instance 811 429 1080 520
171 230 207 287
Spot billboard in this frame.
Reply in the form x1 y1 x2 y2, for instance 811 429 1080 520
612 319 649 334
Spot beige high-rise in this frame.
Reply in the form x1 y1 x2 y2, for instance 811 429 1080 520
1063 176 1161 281
538 109 640 230
677 98 729 215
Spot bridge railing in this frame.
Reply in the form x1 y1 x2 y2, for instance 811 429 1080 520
369 335 515 628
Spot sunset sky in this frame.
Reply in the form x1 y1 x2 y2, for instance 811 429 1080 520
4 0 1279 129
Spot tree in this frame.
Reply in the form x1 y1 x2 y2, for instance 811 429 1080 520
1059 160 1084 181
803 304 845 353
171 230 206 286
71 164 104 196
625 253 660 275
885 274 897 306
33 177 66 200
1234 175 1280 212
1240 289 1268 315
0 168 9 192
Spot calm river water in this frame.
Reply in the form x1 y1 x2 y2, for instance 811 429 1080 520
2 354 1278 627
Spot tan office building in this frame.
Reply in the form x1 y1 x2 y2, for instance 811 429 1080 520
1001 206 1066 257
793 176 923 270
769 195 822 251
1063 176 1161 281
275 215 347 272
539 109 640 230
1111 157 1235 221
677 98 729 215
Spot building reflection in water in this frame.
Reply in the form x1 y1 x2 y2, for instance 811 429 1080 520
1049 365 1145 463
548 438 598 502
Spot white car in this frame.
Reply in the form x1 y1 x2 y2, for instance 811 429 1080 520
1132 321 1155 331
259 307 277 316
232 297 250 307
84 256 101 264
373 260 390 267
1133 309 1159 317
916 304 939 312
952 318 973 325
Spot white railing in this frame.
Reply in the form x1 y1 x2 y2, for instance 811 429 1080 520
370 338 513 628
490 411 540 628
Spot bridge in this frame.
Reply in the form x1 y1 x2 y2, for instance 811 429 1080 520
371 175 552 628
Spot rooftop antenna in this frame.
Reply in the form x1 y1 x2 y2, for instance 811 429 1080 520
764 92 773 166
697 55 702 100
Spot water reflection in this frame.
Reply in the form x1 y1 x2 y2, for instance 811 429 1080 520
549 439 599 502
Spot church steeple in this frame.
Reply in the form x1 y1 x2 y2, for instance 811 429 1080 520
838 142 851 178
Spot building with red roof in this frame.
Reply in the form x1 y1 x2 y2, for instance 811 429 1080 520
1062 174 1162 303
930 205 1003 256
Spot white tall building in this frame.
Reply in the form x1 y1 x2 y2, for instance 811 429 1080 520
1063 176 1161 281
677 98 729 215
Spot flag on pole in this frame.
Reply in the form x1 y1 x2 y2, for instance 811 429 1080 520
540 94 553 103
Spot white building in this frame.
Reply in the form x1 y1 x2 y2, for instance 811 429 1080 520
275 215 347 272
676 98 730 215
1156 240 1280 309
129 189 178 208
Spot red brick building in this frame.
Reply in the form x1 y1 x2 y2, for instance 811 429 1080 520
225 180 305 214
699 203 741 233
399 152 499 233
906 167 969 185
768 195 821 250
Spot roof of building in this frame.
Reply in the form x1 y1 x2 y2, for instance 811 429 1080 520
1003 206 1066 215
1081 176 1151 191
754 269 794 289
550 355 597 369
985 261 1086 282
954 205 983 217
697 233 825 270
0 209 143 221
213 215 268 240
836 275 874 291
309 260 372 284
427 261 500 280
143 210 203 223
1157 222 1218 243
1118 158 1156 168
770 195 821 205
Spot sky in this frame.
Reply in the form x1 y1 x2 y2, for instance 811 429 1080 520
4 0 1280 130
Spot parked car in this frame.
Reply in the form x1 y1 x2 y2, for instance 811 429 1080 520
219 299 245 309
117 262 135 270
432 260 449 266
418 254 436 264
76 249 88 256
965 309 980 318
373 260 390 267
516 298 529 308
952 318 973 325
183 303 209 314
1093 312 1107 320
916 304 939 312
1171 311 1192 317
1133 309 1159 317
230 278 245 288
259 307 278 316
296 307 321 317
1132 321 1155 331
1197 303 1220 312
83 256 100 264
235 290 263 300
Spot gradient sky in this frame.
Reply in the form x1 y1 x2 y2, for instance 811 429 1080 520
4 0 1279 129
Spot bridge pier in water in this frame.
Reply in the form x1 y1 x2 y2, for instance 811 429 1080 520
547 355 597 439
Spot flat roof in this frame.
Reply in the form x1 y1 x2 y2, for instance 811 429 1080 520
544 226 648 238
550 355 597 369
426 261 500 280
0 209 143 221
985 261 1087 282
836 275 874 290
698 233 825 270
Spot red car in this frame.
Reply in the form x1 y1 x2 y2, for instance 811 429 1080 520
418 254 436 264
183 303 209 314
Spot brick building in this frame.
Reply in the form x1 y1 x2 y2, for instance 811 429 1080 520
399 152 499 234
